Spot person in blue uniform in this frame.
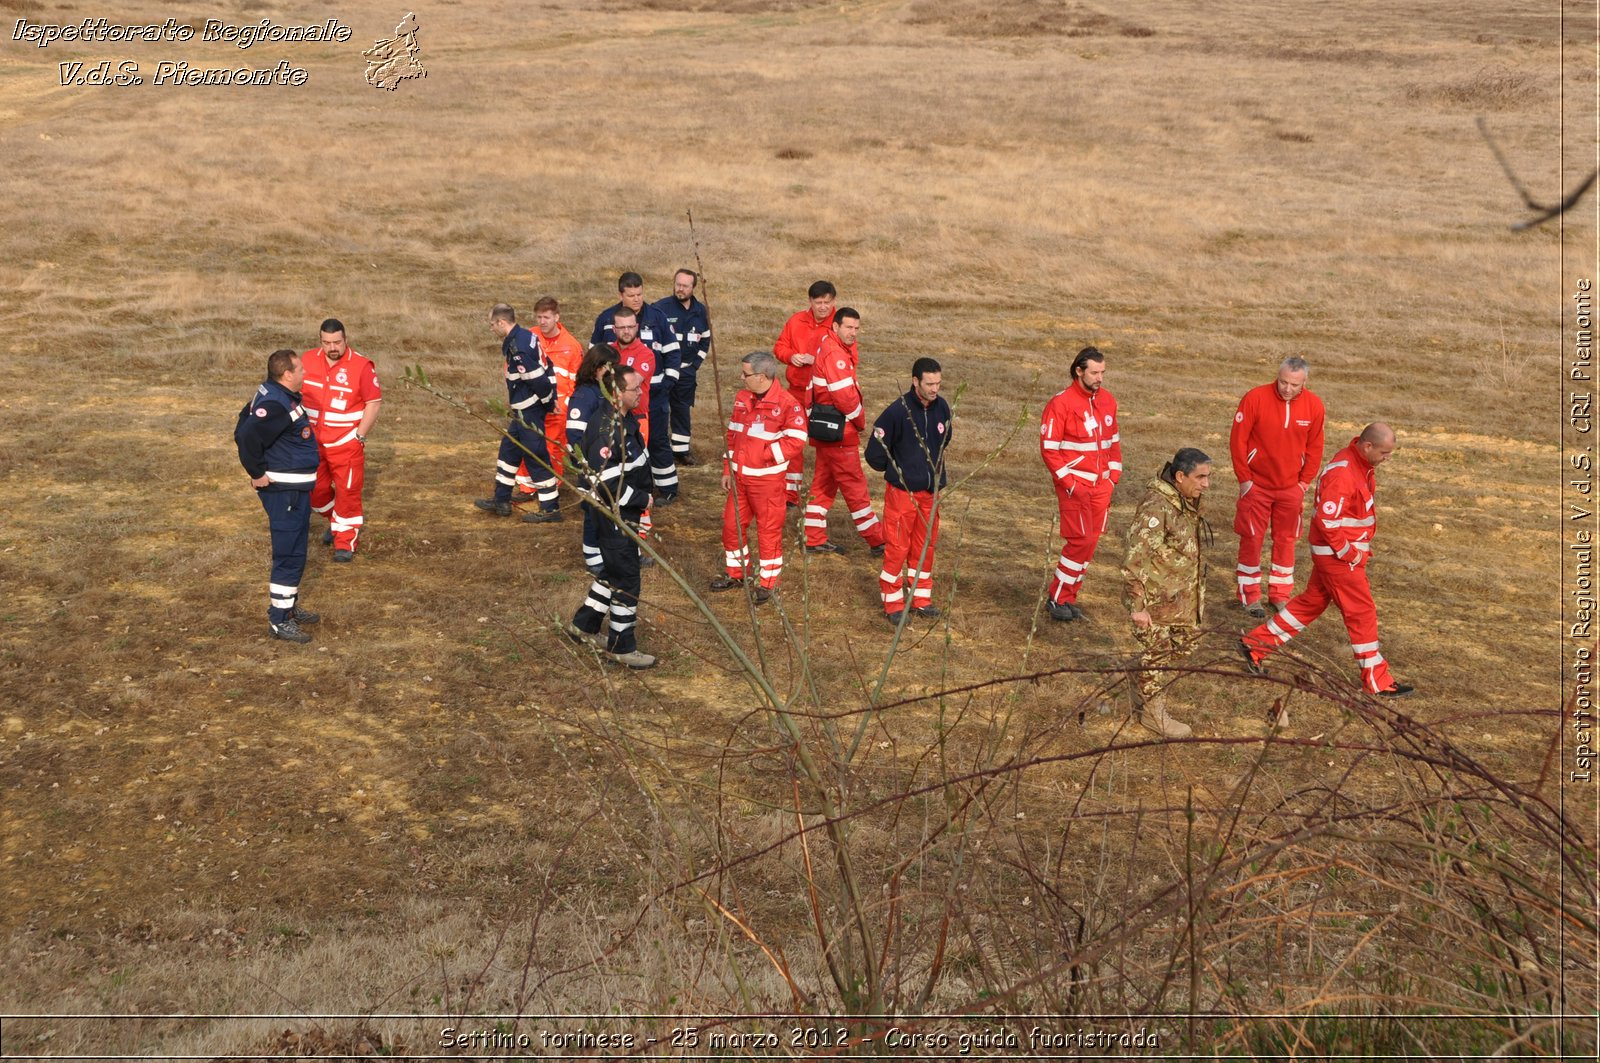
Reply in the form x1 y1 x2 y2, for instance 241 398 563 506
592 271 681 502
654 268 712 465
475 303 560 521
567 364 657 669
235 348 322 643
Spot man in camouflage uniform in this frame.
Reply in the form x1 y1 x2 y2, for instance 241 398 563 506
1121 448 1214 738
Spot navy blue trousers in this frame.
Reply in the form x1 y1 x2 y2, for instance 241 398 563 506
495 417 558 510
669 363 701 458
647 401 678 499
572 513 643 653
260 489 310 623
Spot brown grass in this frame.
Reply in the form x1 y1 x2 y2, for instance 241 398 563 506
0 0 1591 1057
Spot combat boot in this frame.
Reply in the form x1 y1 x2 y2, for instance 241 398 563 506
1133 696 1192 739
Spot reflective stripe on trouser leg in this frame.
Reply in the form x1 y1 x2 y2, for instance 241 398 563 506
1232 482 1270 605
507 418 560 511
312 443 366 552
669 371 696 455
880 485 935 610
804 445 839 546
1323 563 1395 692
597 516 643 654
1267 483 1304 602
726 475 788 588
1243 558 1342 665
1051 481 1109 605
261 489 310 623
722 482 754 579
580 503 605 576
1235 563 1262 603
1133 623 1201 702
906 491 939 607
571 579 613 639
823 445 885 548
648 405 677 494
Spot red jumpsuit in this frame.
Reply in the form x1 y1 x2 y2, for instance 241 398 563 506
1230 383 1325 606
1243 439 1397 694
518 323 583 483
773 307 835 504
723 385 807 588
301 347 381 553
1039 381 1122 606
803 333 884 549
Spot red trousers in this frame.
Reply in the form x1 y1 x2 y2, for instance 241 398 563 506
879 485 939 612
1047 480 1112 605
723 474 787 588
805 447 885 548
310 442 365 552
1243 558 1396 693
1234 482 1303 605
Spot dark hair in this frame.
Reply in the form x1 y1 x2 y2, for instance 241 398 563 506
807 280 836 300
576 344 619 388
267 348 299 382
533 295 559 314
617 271 644 292
612 305 638 323
674 268 697 283
1159 447 1212 487
912 356 941 380
318 318 345 337
490 303 516 324
1070 346 1105 381
834 306 860 325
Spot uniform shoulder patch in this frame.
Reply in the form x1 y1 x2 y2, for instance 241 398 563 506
936 422 946 434
1148 516 1160 528
1235 411 1244 423
1104 414 1113 426
873 427 885 439
255 407 268 418
1322 501 1337 515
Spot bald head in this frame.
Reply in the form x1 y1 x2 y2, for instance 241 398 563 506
1357 422 1396 467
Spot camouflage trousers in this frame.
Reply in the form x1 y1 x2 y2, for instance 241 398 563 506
1131 623 1202 703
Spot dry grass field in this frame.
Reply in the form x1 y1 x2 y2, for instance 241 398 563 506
0 0 1595 1057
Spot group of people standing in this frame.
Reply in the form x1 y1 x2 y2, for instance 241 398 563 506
236 276 1412 735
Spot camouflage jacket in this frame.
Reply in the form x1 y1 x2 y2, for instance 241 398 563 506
1121 477 1206 626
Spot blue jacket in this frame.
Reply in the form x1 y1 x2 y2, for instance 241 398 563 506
566 382 607 451
582 403 651 518
236 378 320 491
865 389 952 494
652 294 710 377
503 325 553 420
592 302 681 400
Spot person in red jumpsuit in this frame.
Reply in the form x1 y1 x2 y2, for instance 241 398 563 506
300 318 381 563
801 307 885 555
712 351 807 603
772 279 837 506
1039 347 1120 621
1239 422 1414 699
1230 356 1325 617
